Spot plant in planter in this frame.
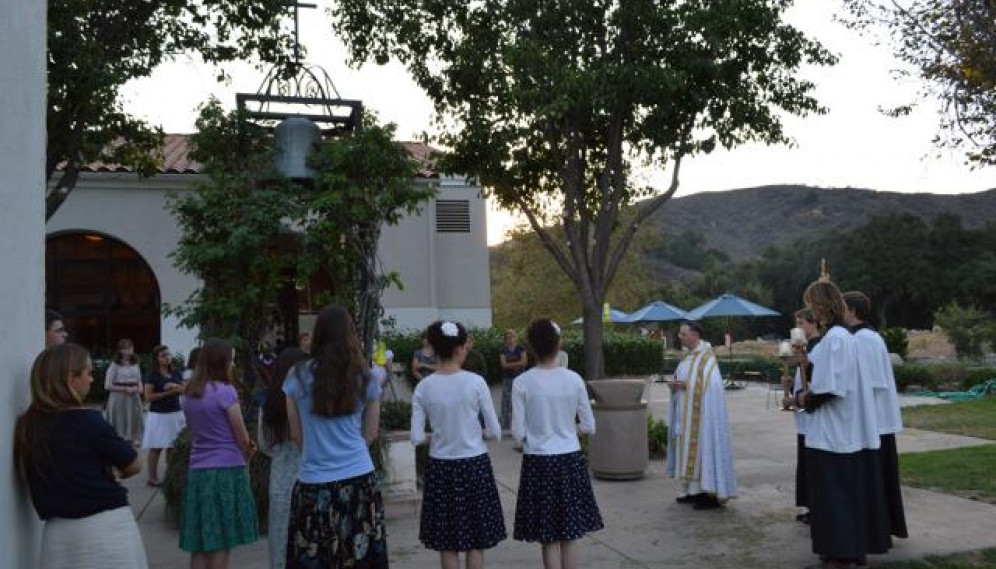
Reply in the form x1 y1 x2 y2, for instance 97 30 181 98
374 400 426 510
162 424 271 532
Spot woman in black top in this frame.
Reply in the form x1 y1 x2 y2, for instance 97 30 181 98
14 343 148 568
142 344 185 486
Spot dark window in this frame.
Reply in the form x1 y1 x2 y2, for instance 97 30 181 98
46 233 161 356
435 200 471 233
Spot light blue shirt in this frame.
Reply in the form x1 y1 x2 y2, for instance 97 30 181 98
283 362 381 484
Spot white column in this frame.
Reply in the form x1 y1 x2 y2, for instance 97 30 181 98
0 0 46 564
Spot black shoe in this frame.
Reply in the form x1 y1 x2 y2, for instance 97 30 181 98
693 496 722 510
796 512 810 525
676 493 707 504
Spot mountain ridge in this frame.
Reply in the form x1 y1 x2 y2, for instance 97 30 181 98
639 184 996 262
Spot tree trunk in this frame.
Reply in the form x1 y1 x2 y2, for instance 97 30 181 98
581 298 605 380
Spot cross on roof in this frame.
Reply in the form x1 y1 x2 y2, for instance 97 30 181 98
286 1 317 63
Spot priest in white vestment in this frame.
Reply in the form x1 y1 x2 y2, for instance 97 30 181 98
666 321 737 509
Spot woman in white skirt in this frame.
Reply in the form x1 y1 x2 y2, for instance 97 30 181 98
142 344 186 487
14 343 148 569
104 338 145 445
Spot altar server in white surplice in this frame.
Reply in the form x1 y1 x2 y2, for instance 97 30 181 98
843 290 908 540
666 321 737 510
800 277 892 569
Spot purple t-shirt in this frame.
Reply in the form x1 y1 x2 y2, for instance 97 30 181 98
181 382 245 469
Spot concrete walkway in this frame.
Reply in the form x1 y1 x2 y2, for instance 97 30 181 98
129 383 996 568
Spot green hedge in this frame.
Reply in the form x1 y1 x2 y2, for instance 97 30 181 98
384 328 782 384
893 362 996 392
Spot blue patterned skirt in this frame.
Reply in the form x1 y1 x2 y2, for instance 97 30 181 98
420 453 507 551
179 466 258 552
514 451 604 544
286 472 389 569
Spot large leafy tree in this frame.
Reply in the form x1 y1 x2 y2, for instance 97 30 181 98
491 224 655 329
166 101 299 369
840 0 996 165
168 101 434 368
330 0 835 377
301 118 437 354
47 0 295 220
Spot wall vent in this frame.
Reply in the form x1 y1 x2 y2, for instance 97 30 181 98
435 200 471 233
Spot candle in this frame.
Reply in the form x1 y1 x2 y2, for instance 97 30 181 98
790 327 806 346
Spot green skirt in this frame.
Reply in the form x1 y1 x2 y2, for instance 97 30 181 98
179 466 258 552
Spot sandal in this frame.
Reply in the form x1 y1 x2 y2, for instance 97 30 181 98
147 480 162 488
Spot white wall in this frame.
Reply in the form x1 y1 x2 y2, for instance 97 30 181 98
0 0 45 564
46 174 203 355
379 177 492 331
48 173 493 343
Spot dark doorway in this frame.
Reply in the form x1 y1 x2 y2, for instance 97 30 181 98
46 232 161 356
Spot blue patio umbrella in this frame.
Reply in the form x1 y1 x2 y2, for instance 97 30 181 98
685 293 780 381
623 301 688 380
623 301 688 323
685 293 780 320
571 308 631 325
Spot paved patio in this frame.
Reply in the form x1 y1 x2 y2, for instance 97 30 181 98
128 383 996 568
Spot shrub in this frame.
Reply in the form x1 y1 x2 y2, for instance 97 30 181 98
647 415 668 460
163 422 271 531
893 363 938 391
882 328 909 359
961 368 996 391
380 400 413 431
384 327 677 385
934 302 992 359
717 356 782 381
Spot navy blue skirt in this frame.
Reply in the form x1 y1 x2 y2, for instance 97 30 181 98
514 451 604 544
420 453 507 552
805 447 892 562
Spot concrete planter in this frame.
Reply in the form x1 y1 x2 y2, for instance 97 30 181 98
380 431 421 518
587 379 649 480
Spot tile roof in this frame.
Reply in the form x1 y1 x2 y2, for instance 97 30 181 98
78 134 439 178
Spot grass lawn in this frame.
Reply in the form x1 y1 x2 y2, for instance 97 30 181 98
900 444 996 504
902 397 996 440
875 548 996 568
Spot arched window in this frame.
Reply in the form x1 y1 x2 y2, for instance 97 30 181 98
46 232 161 356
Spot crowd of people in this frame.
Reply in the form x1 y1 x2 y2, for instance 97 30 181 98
20 286 906 569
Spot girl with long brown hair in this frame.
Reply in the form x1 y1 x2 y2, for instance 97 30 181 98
283 305 387 568
260 346 309 569
179 338 258 569
15 343 147 568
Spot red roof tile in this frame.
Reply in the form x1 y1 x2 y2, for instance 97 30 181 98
77 134 439 178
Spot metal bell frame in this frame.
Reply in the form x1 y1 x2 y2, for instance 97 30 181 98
235 61 363 136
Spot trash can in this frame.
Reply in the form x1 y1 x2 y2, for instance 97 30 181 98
587 379 648 480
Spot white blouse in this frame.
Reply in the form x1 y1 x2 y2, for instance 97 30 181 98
411 370 501 459
512 366 595 455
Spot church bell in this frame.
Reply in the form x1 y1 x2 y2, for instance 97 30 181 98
274 116 321 180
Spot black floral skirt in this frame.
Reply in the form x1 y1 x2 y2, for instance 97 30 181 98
514 451 604 544
286 472 389 569
420 453 507 551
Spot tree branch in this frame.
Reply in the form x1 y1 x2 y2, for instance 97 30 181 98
510 191 581 286
604 151 685 285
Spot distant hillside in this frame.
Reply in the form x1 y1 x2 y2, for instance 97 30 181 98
641 185 996 262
